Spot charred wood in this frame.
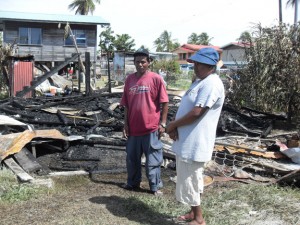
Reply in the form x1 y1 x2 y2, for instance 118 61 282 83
0 105 35 119
57 110 68 125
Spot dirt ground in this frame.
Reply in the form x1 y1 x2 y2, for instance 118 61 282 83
0 167 183 225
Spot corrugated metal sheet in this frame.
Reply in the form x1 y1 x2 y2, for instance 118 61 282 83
11 61 33 98
0 10 109 25
0 129 80 161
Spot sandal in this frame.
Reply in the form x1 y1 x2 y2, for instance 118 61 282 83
177 213 194 222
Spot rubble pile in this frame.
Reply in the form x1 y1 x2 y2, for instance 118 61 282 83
0 92 299 187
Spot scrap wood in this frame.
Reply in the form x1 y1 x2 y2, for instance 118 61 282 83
108 102 120 111
3 157 34 182
42 107 82 115
84 110 102 116
212 176 254 184
14 148 43 173
66 115 94 121
275 169 300 185
215 143 285 159
233 168 275 182
57 109 68 125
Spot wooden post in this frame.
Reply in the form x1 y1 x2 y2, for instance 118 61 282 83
85 52 91 96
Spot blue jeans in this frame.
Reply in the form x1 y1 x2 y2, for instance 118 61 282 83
126 130 163 192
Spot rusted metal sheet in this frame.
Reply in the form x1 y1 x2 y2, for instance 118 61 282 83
0 129 83 161
11 61 34 98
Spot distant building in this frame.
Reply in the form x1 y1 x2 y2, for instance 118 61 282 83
172 44 223 71
151 52 177 61
0 10 109 68
220 42 250 68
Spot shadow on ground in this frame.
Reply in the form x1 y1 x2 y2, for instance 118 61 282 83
89 195 176 225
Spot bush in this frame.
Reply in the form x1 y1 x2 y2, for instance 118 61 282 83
227 23 300 121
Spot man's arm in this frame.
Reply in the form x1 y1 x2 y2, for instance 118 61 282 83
166 106 208 135
158 102 168 137
123 107 129 138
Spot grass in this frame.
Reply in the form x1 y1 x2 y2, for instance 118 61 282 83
0 168 47 203
203 183 300 225
1 168 300 224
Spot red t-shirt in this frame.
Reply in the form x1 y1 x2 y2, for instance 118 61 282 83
120 71 169 136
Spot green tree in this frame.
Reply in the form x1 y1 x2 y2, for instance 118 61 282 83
113 34 135 52
287 0 299 6
237 31 252 42
99 27 115 53
187 32 213 45
139 45 149 52
154 30 179 52
187 33 199 44
287 0 299 24
68 0 101 15
198 32 213 45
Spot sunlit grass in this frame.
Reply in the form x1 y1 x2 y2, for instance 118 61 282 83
0 168 45 203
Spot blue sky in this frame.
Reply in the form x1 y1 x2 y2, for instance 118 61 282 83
0 0 295 50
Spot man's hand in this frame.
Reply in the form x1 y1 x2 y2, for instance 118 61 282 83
123 124 129 139
166 121 176 134
168 129 178 141
158 124 166 139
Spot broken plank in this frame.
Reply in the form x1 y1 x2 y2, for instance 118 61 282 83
3 157 34 182
13 148 43 173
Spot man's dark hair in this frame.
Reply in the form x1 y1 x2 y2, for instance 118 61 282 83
134 54 151 63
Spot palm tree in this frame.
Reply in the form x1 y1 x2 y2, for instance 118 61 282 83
279 0 283 23
68 0 101 15
187 33 199 44
154 30 179 52
114 34 136 52
187 32 213 45
287 0 299 24
99 27 115 54
198 32 213 45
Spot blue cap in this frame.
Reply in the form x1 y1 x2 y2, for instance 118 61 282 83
187 47 219 65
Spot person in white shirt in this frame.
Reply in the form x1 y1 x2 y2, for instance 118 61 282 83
166 47 225 225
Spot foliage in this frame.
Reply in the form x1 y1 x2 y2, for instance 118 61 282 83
99 27 115 53
227 23 300 121
154 30 180 52
114 34 135 52
287 0 299 7
68 0 101 15
187 32 213 45
0 36 16 98
152 59 181 75
99 27 136 55
138 45 149 52
237 31 252 42
0 168 44 203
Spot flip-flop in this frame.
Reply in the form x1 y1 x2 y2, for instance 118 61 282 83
177 214 193 222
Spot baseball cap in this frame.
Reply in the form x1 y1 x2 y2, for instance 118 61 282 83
133 48 149 57
187 47 219 66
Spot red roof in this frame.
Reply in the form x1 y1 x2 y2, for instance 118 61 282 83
181 44 223 53
221 42 252 49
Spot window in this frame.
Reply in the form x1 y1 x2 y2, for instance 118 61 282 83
180 53 187 60
65 30 86 46
19 28 42 45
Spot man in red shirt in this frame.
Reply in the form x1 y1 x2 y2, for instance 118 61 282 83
120 48 169 195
